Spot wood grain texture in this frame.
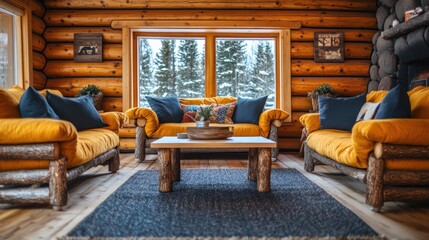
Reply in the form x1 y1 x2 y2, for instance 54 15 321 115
49 157 68 210
33 51 47 70
0 188 49 205
45 77 122 97
135 126 146 162
291 60 370 77
44 27 122 43
44 43 122 60
102 97 123 112
108 148 120 173
32 14 46 35
171 148 181 181
384 171 429 185
291 28 376 42
374 142 429 159
257 148 272 192
291 77 368 96
43 0 376 11
32 33 45 52
0 170 49 185
382 11 429 39
0 143 58 160
158 149 172 192
268 124 279 160
291 42 372 59
248 148 258 181
365 154 384 211
43 10 376 28
29 0 45 17
33 70 47 90
44 61 122 77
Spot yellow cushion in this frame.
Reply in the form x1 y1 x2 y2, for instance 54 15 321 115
212 96 237 104
100 111 126 134
366 90 387 103
150 122 260 139
8 85 25 101
38 89 63 98
179 98 216 105
125 107 159 137
0 129 118 171
306 129 364 168
408 86 429 119
0 87 20 118
299 113 320 134
259 109 289 137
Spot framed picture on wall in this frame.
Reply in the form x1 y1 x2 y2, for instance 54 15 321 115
74 33 103 62
314 32 344 63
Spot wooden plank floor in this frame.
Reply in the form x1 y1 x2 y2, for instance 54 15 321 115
1 153 428 240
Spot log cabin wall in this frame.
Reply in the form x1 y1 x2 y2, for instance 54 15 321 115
41 0 377 151
31 0 47 89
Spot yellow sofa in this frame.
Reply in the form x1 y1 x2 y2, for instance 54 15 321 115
0 86 125 210
300 86 429 211
125 96 289 161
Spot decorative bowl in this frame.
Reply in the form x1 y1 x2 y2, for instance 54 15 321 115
186 126 234 140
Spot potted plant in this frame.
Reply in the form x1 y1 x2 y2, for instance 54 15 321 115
196 105 212 127
308 83 338 112
78 84 103 111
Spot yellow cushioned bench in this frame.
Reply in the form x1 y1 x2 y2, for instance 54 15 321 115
300 86 429 211
0 86 125 210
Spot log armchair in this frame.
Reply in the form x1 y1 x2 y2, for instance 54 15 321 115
125 96 288 162
0 86 125 210
300 86 429 211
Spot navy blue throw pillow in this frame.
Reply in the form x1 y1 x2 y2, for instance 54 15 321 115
146 96 183 123
46 92 107 131
232 96 268 124
19 86 59 119
375 85 411 119
319 93 366 131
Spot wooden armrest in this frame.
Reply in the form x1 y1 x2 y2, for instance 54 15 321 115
374 142 429 159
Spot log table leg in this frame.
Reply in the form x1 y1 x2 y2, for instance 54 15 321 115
248 148 258 181
171 148 181 181
158 149 172 192
257 148 272 192
49 157 68 211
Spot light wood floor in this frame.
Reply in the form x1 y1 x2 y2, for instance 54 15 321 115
1 153 428 240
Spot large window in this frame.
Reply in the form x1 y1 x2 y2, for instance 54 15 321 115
134 31 278 108
0 8 17 88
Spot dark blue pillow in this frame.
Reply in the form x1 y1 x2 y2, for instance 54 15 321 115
146 96 183 123
46 92 107 131
232 96 268 124
319 93 366 131
19 86 59 119
375 85 411 119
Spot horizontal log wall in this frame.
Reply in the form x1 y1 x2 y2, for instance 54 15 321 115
32 1 47 89
42 0 376 151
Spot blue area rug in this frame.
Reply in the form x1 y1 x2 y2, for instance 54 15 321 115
64 169 380 239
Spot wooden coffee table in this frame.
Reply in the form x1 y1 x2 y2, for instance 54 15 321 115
151 136 276 193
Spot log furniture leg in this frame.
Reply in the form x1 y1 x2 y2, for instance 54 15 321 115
304 143 316 172
299 128 308 157
257 148 272 192
49 157 67 211
158 148 172 192
171 148 181 181
269 123 279 161
108 147 120 173
248 148 258 181
135 126 146 162
366 154 384 212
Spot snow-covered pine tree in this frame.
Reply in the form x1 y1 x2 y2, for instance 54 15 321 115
138 39 153 106
154 40 176 97
216 40 247 97
250 41 275 99
177 40 204 98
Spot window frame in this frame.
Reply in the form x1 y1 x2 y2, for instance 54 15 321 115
117 20 298 121
0 0 32 89
133 31 280 108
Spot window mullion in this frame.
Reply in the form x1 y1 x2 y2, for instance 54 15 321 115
205 34 216 98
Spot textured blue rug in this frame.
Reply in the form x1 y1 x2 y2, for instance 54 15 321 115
64 169 380 239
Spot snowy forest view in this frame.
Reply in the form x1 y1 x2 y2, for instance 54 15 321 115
137 37 276 108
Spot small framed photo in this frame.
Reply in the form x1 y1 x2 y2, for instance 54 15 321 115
314 32 344 63
74 33 103 62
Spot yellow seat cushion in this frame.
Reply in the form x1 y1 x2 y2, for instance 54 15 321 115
150 122 261 139
0 87 22 118
0 128 119 171
408 86 429 119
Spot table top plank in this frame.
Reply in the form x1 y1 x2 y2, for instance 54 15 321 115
151 136 276 149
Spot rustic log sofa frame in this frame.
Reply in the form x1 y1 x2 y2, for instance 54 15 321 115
0 143 120 210
132 119 282 162
304 142 429 211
